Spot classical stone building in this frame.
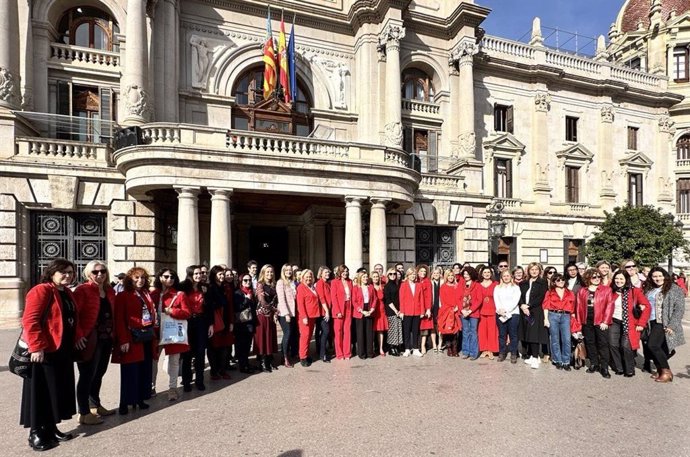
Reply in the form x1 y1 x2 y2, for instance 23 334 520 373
0 0 683 319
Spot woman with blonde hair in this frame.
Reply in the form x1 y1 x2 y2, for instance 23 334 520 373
255 264 278 372
596 260 613 287
352 270 377 359
330 264 353 360
383 267 403 356
276 263 298 367
371 270 389 356
438 269 461 356
73 260 116 424
399 267 426 357
518 262 549 369
296 269 326 366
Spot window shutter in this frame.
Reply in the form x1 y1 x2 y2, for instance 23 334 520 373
506 106 514 134
428 131 438 172
57 81 70 115
403 127 413 154
99 87 112 143
506 159 512 198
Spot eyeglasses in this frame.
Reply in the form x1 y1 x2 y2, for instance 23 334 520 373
591 275 601 279
546 271 555 275
498 264 508 268
625 264 636 269
92 270 107 275
242 279 252 283
555 278 565 282
161 275 172 279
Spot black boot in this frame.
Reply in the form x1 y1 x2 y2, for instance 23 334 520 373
586 364 599 374
262 356 272 373
600 367 611 379
28 427 58 451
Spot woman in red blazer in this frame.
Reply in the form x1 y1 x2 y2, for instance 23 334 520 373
315 266 332 363
112 267 156 414
398 267 427 357
370 270 388 357
460 266 482 360
574 268 613 378
297 270 323 366
151 268 191 401
608 270 651 377
330 264 353 360
417 265 435 355
542 273 576 370
438 270 461 356
20 258 79 451
478 266 499 358
73 260 117 425
352 271 378 359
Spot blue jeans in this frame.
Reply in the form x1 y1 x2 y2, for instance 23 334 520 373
497 315 520 355
548 312 571 365
461 317 479 358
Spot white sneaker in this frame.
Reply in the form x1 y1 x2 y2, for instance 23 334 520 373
402 349 411 357
412 349 423 357
524 356 534 365
530 358 540 369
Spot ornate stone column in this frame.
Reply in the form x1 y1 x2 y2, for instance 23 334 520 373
176 187 200 274
657 115 675 208
20 0 32 110
32 22 50 113
163 0 179 121
379 22 405 147
0 0 21 109
449 37 479 159
209 188 233 267
598 103 616 210
122 0 151 124
368 199 389 270
331 221 345 266
344 196 365 270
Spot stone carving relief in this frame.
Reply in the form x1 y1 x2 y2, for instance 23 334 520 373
302 51 350 109
377 23 405 61
535 162 551 183
124 84 151 119
384 121 403 147
600 104 614 123
0 67 21 107
658 115 674 134
449 40 479 65
534 91 551 112
190 35 213 89
659 177 673 197
454 131 476 158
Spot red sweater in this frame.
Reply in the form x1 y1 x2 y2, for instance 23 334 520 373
461 282 483 318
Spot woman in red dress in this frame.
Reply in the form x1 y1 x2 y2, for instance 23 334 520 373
417 264 435 355
370 270 389 356
438 269 461 357
478 266 499 359
255 265 278 372
330 265 353 360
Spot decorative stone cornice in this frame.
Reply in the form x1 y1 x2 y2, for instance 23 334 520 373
534 91 551 112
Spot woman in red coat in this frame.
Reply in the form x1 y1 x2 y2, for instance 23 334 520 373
478 266 499 358
20 258 78 451
438 269 461 357
315 266 332 363
330 264 353 360
417 265 435 355
112 267 156 414
574 269 613 378
352 271 378 359
296 269 323 366
399 267 427 357
370 270 388 356
542 273 576 370
73 260 116 425
608 270 651 376
206 265 234 381
460 266 482 360
151 268 191 401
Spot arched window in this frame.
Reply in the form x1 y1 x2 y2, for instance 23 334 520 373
401 69 434 102
677 135 690 160
57 7 119 51
232 66 313 137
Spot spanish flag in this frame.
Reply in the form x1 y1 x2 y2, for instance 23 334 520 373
262 7 277 99
278 11 290 103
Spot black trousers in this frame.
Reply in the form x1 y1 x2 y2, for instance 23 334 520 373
207 345 228 376
314 317 330 359
582 322 610 368
402 315 420 350
76 339 112 414
234 329 253 368
609 319 635 374
354 317 374 358
181 317 208 386
647 320 670 370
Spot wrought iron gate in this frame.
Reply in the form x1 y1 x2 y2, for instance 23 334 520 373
415 226 456 267
30 212 107 285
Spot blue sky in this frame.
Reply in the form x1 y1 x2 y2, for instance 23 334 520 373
478 0 626 54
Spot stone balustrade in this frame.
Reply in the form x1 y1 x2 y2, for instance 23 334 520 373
569 203 589 213
50 42 120 69
14 137 111 166
420 173 462 190
677 213 690 222
676 158 690 169
401 99 441 115
225 130 349 159
495 197 523 209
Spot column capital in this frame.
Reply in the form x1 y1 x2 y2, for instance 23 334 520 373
344 196 366 207
174 186 201 197
378 22 406 47
658 115 675 134
370 197 391 208
449 36 479 69
600 104 614 123
209 188 234 199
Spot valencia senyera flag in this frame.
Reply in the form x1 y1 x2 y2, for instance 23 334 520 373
262 7 277 99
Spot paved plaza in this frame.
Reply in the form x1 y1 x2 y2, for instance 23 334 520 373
1 317 690 457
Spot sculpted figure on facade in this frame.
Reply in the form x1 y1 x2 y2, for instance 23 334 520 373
450 39 479 67
125 84 152 119
534 91 551 112
455 131 476 158
658 115 674 133
384 121 403 147
378 23 405 61
302 51 350 110
190 35 213 89
0 67 21 108
600 104 614 123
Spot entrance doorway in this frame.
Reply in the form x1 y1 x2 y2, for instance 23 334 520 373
248 227 289 271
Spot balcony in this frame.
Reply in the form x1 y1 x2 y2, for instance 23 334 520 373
114 124 421 205
49 43 121 76
401 99 441 118
14 137 111 167
676 158 690 173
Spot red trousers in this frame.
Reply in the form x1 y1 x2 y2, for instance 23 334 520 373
333 312 352 359
299 318 316 360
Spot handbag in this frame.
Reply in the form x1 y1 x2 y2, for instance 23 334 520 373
641 325 650 343
9 295 54 378
159 313 188 346
130 326 154 343
238 307 252 323
632 304 643 319
74 329 98 363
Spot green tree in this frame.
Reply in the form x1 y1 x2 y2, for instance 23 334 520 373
583 205 689 268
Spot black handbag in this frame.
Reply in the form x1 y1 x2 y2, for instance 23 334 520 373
640 325 651 343
9 336 32 378
632 304 643 319
130 327 154 343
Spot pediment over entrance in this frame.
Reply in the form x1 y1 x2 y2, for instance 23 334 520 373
253 97 293 113
483 132 526 163
619 151 653 168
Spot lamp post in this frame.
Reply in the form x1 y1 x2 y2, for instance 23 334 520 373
486 200 506 266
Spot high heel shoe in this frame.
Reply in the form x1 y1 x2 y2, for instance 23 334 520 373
136 401 150 410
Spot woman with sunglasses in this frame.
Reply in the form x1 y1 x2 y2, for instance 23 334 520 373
519 262 549 369
542 273 575 370
574 268 613 378
383 268 403 356
234 274 257 373
73 260 116 425
151 269 191 400
608 270 650 377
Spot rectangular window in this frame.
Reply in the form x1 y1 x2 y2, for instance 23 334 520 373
493 104 513 133
494 158 512 198
628 57 641 71
565 166 579 203
565 116 578 142
678 179 690 213
674 47 688 82
627 126 638 151
404 127 438 173
628 173 643 207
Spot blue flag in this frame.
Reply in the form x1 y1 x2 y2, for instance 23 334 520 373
288 19 296 103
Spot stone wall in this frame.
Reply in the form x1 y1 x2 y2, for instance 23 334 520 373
0 194 23 321
108 198 158 276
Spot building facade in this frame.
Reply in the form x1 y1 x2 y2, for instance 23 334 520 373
0 0 683 319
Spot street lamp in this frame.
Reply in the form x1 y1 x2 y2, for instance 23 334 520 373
486 200 506 265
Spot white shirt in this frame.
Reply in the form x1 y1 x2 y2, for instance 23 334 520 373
362 285 369 303
410 282 416 296
613 293 623 320
494 284 521 316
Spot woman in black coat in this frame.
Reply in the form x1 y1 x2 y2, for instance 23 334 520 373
519 262 549 369
233 274 257 374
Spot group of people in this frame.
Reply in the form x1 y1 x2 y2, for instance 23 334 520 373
17 256 686 451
